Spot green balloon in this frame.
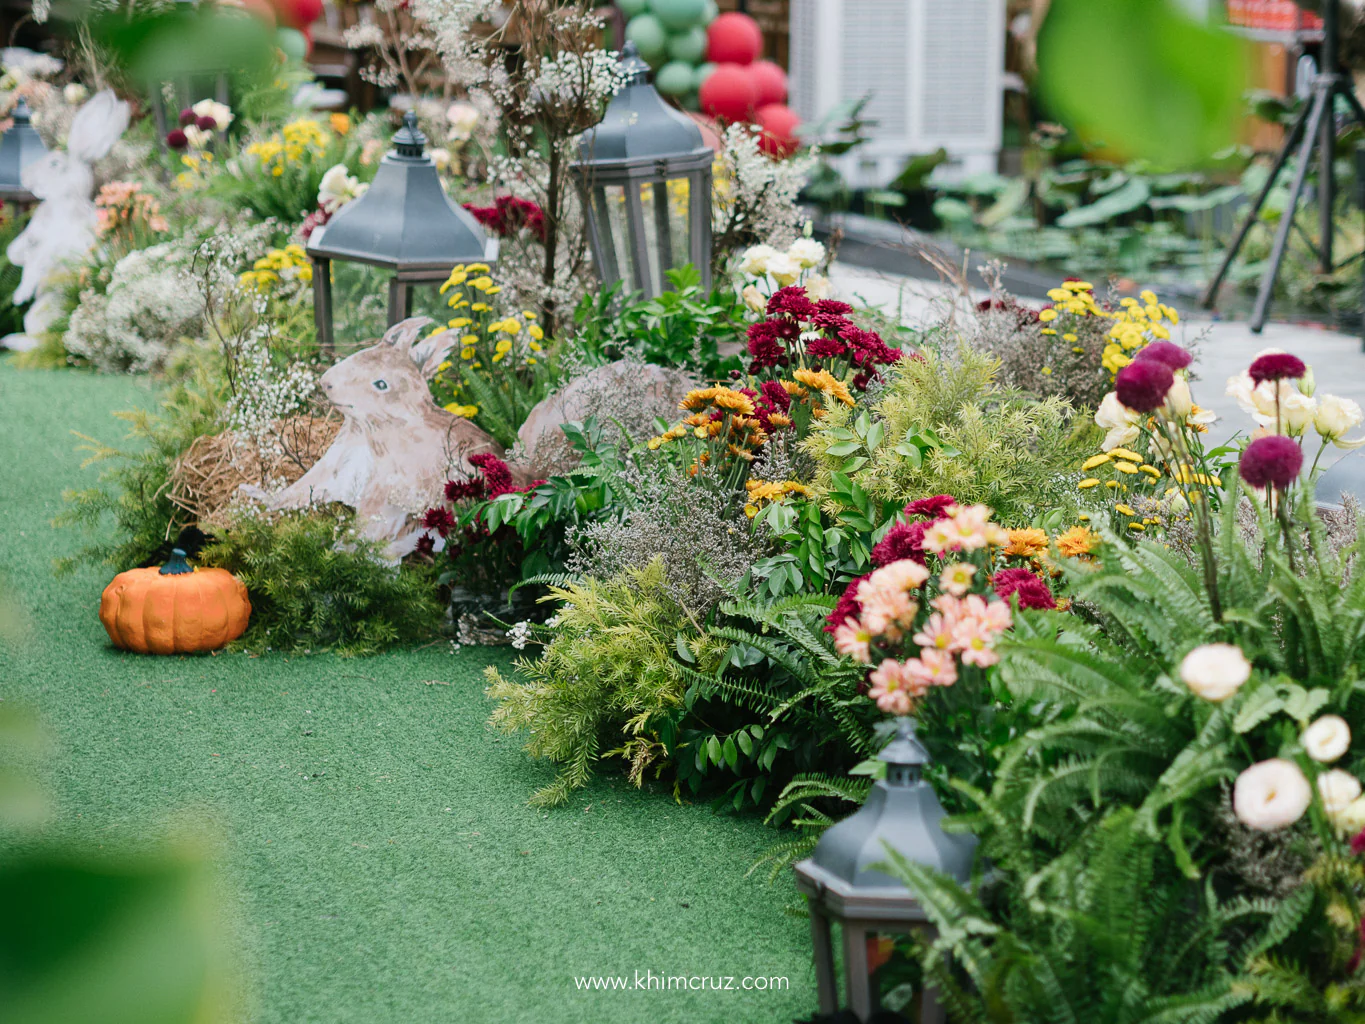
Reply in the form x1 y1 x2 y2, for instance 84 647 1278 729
693 62 716 90
666 25 707 63
651 0 706 31
617 0 650 16
681 91 700 112
655 60 695 97
701 0 719 24
275 26 307 62
625 13 668 61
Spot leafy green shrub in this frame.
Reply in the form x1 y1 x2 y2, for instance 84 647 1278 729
803 345 1089 524
485 560 727 807
198 511 441 656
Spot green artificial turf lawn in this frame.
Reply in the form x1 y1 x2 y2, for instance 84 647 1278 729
0 358 815 1024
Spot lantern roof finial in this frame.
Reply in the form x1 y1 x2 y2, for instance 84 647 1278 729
393 111 427 159
575 42 709 165
618 41 651 85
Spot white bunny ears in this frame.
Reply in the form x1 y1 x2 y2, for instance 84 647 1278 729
384 316 459 380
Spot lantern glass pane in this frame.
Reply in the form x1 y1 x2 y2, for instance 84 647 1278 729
599 184 638 295
324 261 447 354
639 178 693 289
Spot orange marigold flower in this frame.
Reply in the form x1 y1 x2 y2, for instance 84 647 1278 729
1056 525 1100 558
1004 528 1048 558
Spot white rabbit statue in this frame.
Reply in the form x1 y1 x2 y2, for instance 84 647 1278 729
249 317 503 561
2 88 130 352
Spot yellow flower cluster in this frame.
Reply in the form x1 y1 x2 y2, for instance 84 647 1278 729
743 479 813 518
791 368 855 409
648 386 770 470
175 151 214 190
1103 290 1180 374
1075 446 1199 531
245 119 331 176
239 243 313 293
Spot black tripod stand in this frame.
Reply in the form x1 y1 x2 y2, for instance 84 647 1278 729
1201 0 1365 332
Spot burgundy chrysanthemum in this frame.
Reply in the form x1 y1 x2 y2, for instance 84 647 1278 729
1115 359 1174 413
759 379 790 412
815 299 853 315
871 520 929 568
747 320 783 370
824 572 870 633
1248 352 1306 386
462 195 547 242
165 129 189 150
414 533 436 557
422 506 457 536
1135 340 1192 371
903 495 957 520
469 452 515 497
809 312 854 335
195 114 218 131
1239 435 1302 490
806 335 847 360
445 476 485 503
178 108 196 127
766 286 816 319
1352 829 1365 856
993 568 1056 610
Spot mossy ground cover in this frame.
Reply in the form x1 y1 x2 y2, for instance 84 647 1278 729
0 358 813 1024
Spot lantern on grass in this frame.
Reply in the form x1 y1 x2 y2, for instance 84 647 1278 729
572 42 713 300
306 112 497 354
0 100 47 205
793 717 977 1023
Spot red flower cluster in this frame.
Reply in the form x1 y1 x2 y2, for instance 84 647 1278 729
992 567 1056 610
976 296 1041 327
746 287 901 387
463 195 547 243
418 454 541 554
736 379 794 433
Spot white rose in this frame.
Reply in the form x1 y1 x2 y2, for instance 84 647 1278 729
787 237 825 269
446 101 479 141
63 82 87 105
1178 643 1251 701
429 147 451 171
1095 391 1142 451
318 163 364 213
1233 758 1312 831
805 274 832 300
1302 714 1351 763
765 252 801 287
1317 768 1362 816
1164 375 1193 419
1335 795 1365 833
1315 394 1365 447
191 99 233 131
182 124 211 149
741 284 765 313
738 244 778 277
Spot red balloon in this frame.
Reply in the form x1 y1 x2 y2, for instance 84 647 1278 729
749 59 788 107
755 103 801 157
275 0 322 29
699 63 758 124
706 12 763 65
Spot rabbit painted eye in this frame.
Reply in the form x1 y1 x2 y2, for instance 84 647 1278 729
372 379 389 392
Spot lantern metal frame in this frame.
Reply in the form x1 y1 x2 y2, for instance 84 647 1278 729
306 111 497 355
793 717 977 1023
571 42 713 300
0 99 47 205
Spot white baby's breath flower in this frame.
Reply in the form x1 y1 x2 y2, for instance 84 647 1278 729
1317 769 1362 816
1178 643 1251 701
507 620 533 650
1303 715 1351 763
63 82 87 105
1233 758 1312 831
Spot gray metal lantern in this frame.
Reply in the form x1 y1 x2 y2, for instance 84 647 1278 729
572 42 713 300
306 112 497 354
0 100 47 204
793 717 977 1023
149 0 230 148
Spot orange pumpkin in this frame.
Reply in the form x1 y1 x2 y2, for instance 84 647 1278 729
99 548 251 655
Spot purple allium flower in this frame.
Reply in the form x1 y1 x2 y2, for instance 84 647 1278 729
1239 435 1303 490
1135 340 1192 371
1115 359 1174 413
1248 352 1306 386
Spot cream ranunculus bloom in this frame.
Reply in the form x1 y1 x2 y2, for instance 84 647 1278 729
804 273 832 300
1095 391 1141 452
1164 375 1193 419
1233 758 1312 831
1279 389 1317 435
738 244 778 277
1314 394 1365 448
1334 795 1365 833
1317 768 1362 816
765 253 801 287
318 163 366 214
1178 643 1251 701
191 99 234 131
741 284 766 313
446 101 479 141
1302 714 1351 763
787 237 826 269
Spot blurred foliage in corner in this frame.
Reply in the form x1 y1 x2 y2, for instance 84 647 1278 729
1038 0 1253 167
0 707 239 1024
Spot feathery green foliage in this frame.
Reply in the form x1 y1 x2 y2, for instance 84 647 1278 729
199 510 442 656
802 345 1089 524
